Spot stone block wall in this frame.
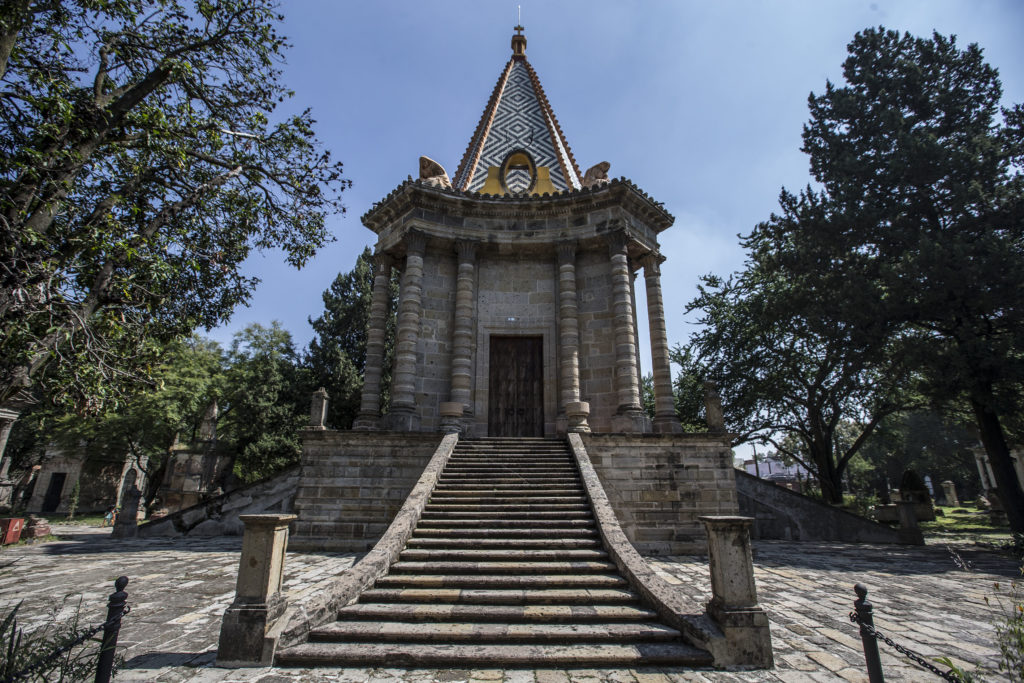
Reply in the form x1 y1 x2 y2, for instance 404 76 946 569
575 249 618 432
415 246 458 432
580 433 738 555
735 470 903 543
289 431 443 551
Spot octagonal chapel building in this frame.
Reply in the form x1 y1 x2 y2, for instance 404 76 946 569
353 27 679 438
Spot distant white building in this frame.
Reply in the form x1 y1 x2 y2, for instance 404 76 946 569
740 455 810 483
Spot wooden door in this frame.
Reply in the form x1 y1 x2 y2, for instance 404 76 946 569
488 336 544 437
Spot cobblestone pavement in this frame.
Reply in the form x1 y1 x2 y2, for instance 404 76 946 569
0 525 1018 682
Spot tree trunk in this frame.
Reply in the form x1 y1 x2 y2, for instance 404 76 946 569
971 395 1024 534
812 444 844 504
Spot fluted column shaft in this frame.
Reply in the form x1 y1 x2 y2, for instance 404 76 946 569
390 233 426 418
609 234 642 413
557 243 580 407
642 253 681 432
354 253 393 428
450 241 477 411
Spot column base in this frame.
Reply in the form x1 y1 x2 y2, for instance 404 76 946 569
566 402 591 433
439 402 464 434
385 408 420 432
217 594 286 666
653 414 682 433
610 409 650 433
352 413 380 431
706 600 774 668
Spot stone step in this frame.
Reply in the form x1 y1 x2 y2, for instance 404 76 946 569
413 527 599 538
437 479 581 487
333 602 658 622
399 548 608 562
373 574 627 589
433 483 584 490
427 495 588 505
276 641 713 667
416 518 596 529
306 620 680 644
406 537 600 549
429 488 583 497
419 511 593 520
389 560 618 574
359 587 638 605
423 503 591 512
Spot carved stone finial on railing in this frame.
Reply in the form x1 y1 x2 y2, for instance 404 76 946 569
309 387 328 430
703 381 725 433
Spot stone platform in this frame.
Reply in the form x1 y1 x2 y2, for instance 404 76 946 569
0 524 1015 681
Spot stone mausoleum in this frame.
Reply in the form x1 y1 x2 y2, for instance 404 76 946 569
225 26 771 670
290 25 740 562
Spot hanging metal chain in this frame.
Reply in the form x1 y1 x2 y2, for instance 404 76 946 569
849 610 963 683
1 605 130 683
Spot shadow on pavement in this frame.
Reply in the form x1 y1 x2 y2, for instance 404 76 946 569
122 650 217 669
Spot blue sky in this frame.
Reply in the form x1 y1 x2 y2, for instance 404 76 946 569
208 0 1024 377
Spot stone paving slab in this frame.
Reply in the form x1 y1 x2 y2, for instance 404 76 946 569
0 524 1018 682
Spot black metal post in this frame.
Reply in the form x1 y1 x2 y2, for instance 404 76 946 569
95 576 128 683
854 583 885 683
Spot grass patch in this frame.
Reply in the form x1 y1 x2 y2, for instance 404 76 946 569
921 503 1013 544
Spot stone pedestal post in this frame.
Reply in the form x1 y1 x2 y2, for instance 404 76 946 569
388 233 426 431
557 243 589 433
217 513 297 666
308 388 328 430
110 484 141 539
448 241 477 425
896 501 924 545
704 381 725 433
641 253 680 433
608 233 645 432
699 516 773 667
355 253 394 430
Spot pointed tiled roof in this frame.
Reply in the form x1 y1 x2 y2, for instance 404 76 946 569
453 27 582 193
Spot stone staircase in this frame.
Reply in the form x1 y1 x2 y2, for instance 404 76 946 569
276 437 712 667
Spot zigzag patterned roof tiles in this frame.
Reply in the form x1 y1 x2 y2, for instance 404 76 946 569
453 37 582 193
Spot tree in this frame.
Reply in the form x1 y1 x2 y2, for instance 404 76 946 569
17 335 225 506
794 27 1024 530
307 248 397 429
0 0 348 412
219 322 310 482
685 250 916 503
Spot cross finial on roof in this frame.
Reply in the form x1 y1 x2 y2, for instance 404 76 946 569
511 21 527 57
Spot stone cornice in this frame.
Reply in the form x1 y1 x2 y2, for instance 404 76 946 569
361 177 675 235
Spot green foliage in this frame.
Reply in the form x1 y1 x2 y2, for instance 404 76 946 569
0 598 122 682
667 345 712 433
794 26 1024 529
307 248 397 429
65 479 80 520
0 0 349 412
220 322 311 482
991 566 1024 680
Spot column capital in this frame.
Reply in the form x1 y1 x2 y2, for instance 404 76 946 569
557 242 576 264
639 251 664 274
372 251 394 270
405 230 427 255
607 230 629 256
455 240 477 262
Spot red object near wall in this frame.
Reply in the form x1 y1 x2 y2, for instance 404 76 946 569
0 518 24 545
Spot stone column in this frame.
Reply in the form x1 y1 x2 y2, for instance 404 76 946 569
217 514 296 666
447 241 477 421
699 516 773 667
641 253 680 433
558 243 589 432
388 232 426 431
354 253 393 430
608 233 645 432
